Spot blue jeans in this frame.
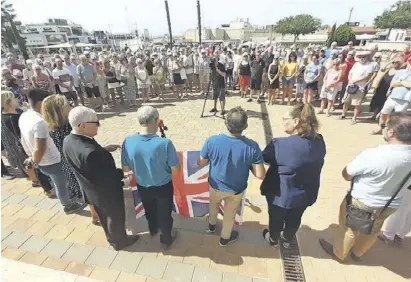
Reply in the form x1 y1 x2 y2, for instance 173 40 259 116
38 162 70 206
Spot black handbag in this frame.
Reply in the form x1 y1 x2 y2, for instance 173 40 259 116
345 171 411 235
346 84 359 94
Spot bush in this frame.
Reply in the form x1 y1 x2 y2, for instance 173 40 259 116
333 25 356 46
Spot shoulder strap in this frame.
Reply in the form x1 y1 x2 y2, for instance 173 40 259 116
377 170 411 217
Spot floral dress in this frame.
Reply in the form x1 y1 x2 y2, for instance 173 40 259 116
49 123 83 200
120 65 137 105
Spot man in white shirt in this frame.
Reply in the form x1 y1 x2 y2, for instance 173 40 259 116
182 47 195 94
53 59 78 106
339 51 373 124
64 54 84 105
19 89 86 214
232 47 242 90
319 112 411 261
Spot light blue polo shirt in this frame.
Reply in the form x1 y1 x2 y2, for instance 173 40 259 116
121 134 179 187
390 69 411 101
347 144 411 208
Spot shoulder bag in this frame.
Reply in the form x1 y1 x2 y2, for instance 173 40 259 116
345 170 411 235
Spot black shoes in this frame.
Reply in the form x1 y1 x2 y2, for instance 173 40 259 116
219 230 239 247
113 234 140 251
64 201 87 214
161 229 178 250
210 108 217 113
262 229 279 248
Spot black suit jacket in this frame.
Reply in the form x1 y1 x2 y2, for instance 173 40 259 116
63 133 124 207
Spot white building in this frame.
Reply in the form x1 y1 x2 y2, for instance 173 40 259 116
18 18 90 47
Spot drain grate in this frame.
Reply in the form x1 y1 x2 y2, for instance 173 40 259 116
280 237 306 282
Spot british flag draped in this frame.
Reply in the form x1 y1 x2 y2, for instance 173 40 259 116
129 151 245 224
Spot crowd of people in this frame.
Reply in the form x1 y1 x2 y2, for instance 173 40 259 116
1 41 410 259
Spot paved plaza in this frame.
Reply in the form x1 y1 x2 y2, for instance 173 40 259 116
1 92 410 282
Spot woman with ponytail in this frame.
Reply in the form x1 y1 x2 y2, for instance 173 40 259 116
260 103 326 249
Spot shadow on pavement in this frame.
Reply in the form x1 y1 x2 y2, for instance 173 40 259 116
110 189 281 267
298 224 411 279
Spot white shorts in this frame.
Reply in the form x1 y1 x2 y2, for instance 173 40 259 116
320 88 338 101
381 97 410 115
107 82 124 89
296 83 304 94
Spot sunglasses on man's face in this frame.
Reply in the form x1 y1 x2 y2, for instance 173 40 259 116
85 121 100 127
358 56 366 59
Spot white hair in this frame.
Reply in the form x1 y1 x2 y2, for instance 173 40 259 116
69 106 97 128
136 106 159 126
79 55 87 61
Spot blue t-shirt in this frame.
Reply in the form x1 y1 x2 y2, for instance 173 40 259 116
260 135 326 209
200 134 263 193
305 63 322 82
121 134 179 187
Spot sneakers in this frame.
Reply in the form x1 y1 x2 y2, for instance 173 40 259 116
280 233 291 249
378 233 394 245
1 174 15 180
210 108 217 113
206 222 216 234
219 230 239 247
64 201 87 214
262 229 278 248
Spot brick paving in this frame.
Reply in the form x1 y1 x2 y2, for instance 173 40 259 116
1 91 410 282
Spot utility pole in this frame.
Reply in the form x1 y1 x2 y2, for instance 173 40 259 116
347 7 354 23
197 0 202 44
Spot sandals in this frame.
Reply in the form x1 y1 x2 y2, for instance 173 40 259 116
371 129 382 135
91 220 101 226
44 190 57 199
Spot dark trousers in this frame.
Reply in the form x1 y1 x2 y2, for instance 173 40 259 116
137 181 174 245
268 204 307 241
34 167 53 192
94 197 127 249
1 159 8 175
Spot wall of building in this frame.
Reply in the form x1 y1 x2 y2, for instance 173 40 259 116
21 32 68 47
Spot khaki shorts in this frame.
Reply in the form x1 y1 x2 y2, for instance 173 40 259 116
199 73 209 84
342 90 364 106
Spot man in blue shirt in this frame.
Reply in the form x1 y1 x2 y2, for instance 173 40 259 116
198 107 266 246
122 106 180 249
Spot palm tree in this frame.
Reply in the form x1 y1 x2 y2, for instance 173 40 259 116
1 0 28 59
164 0 173 48
197 0 201 44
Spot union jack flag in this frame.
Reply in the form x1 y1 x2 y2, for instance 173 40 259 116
129 151 245 224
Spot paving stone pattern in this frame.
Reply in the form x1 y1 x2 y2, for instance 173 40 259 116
1 92 410 282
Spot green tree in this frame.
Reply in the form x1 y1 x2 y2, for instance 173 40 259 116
273 14 321 43
1 0 28 59
374 1 411 39
326 23 337 47
332 25 356 46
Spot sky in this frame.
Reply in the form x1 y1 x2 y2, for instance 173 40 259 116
10 0 397 36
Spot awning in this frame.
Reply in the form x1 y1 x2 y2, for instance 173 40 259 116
35 42 103 49
356 34 376 40
35 42 74 49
